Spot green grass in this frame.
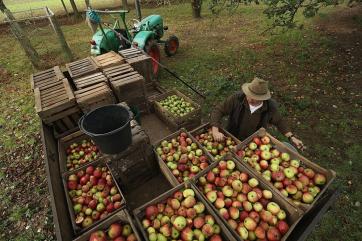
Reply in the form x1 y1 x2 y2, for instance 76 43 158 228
1 0 128 21
0 2 361 241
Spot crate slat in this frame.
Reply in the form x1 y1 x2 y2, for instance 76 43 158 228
66 57 99 79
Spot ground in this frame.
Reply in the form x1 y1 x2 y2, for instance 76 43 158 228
0 2 361 241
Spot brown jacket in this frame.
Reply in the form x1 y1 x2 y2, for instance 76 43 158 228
210 92 290 140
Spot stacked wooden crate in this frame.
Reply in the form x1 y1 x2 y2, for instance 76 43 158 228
73 72 108 90
30 66 64 90
74 82 116 113
103 63 148 112
91 51 125 69
119 48 153 85
65 57 99 79
34 79 81 136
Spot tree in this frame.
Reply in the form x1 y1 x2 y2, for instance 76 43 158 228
208 0 361 28
69 0 80 18
192 0 202 18
0 0 40 67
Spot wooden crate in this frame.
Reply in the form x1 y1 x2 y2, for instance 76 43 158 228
106 125 158 193
58 130 104 173
34 79 82 135
133 182 238 241
102 63 134 79
104 64 148 112
66 57 99 79
91 51 125 69
62 159 126 235
191 153 304 241
232 128 336 212
73 72 108 90
30 66 64 90
153 89 202 131
153 128 214 187
73 209 142 241
119 48 154 84
74 82 116 113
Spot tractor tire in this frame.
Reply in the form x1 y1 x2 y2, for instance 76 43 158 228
164 35 179 57
145 39 161 77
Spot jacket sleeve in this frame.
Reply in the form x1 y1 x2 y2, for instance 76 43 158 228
269 108 291 135
210 94 237 128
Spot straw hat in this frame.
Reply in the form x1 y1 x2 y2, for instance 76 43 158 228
242 77 271 101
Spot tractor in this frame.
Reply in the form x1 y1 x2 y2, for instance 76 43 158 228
87 9 179 76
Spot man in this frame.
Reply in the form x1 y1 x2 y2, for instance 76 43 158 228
210 77 305 150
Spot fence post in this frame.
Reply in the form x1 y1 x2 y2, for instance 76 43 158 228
135 0 141 21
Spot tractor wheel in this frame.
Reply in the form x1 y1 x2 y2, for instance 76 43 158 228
145 39 161 77
164 35 179 57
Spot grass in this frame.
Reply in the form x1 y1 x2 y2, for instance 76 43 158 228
0 2 361 241
1 0 127 21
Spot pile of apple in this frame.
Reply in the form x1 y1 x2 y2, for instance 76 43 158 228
141 188 225 241
89 222 137 241
155 132 210 183
67 165 122 229
158 95 195 117
197 159 290 241
235 136 327 205
194 128 237 161
66 139 100 171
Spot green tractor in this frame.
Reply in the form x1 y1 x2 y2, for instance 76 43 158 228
88 9 179 76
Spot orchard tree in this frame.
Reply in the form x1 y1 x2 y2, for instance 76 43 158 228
0 0 40 67
208 0 361 27
192 0 203 18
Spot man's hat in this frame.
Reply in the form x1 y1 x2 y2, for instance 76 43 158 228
242 77 271 101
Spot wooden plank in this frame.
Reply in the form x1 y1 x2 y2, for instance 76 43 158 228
61 116 75 129
43 106 81 124
34 88 42 112
54 119 67 132
41 89 66 99
63 79 75 101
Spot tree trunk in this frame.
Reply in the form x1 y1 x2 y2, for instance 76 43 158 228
191 0 202 18
60 0 69 18
135 0 141 21
85 0 91 9
0 1 40 67
122 0 128 10
69 0 80 18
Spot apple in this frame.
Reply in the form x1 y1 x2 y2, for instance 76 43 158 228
260 160 269 169
249 142 258 150
226 160 235 170
286 185 298 194
248 178 259 188
229 206 240 220
302 192 314 204
231 180 243 192
206 191 217 203
108 223 122 238
222 186 233 197
247 191 259 203
244 217 257 231
260 210 273 222
253 202 263 212
267 202 280 215
290 159 300 168
262 190 273 199
284 168 295 179
267 227 281 241
237 226 249 239
277 220 289 235
261 136 270 144
270 163 280 172
304 168 315 179
242 201 253 212
89 230 106 241
280 152 290 162
255 226 266 239
261 151 272 160
314 173 326 185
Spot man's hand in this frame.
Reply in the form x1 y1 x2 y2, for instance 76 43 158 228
290 136 306 151
212 126 225 142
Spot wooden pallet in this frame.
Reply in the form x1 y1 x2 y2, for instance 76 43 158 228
74 82 116 113
73 72 108 90
34 79 82 135
65 57 99 79
119 48 154 84
91 51 125 69
30 66 64 90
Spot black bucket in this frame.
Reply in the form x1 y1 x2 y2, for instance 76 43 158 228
79 105 132 154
